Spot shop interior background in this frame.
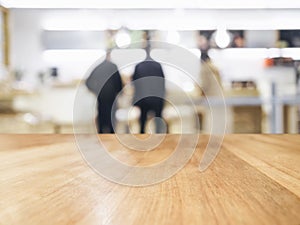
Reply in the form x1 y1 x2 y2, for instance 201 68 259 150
0 0 300 134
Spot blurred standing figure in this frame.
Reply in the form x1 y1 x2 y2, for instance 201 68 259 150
196 32 222 96
132 44 165 133
86 50 122 133
200 52 222 96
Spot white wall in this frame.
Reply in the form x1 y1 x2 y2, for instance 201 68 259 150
10 10 45 82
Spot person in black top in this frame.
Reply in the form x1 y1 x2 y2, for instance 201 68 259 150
86 50 122 133
132 44 166 133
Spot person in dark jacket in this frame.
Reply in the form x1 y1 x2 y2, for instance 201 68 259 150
132 44 165 133
86 50 122 133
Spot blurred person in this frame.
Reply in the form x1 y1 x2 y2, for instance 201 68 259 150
200 52 223 96
196 31 223 96
199 52 224 134
86 50 122 133
132 44 165 133
232 34 244 48
197 34 210 52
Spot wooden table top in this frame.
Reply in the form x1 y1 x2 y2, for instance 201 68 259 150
0 134 299 225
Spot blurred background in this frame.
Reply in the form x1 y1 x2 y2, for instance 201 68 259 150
0 0 300 134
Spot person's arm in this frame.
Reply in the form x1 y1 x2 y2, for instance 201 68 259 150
85 70 96 94
159 64 165 78
132 65 139 81
115 70 123 93
159 65 166 97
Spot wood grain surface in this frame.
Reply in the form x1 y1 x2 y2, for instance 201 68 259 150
0 134 299 225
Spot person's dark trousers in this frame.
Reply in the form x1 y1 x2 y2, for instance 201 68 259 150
97 101 115 133
139 99 164 133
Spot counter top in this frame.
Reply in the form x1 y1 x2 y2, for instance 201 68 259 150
0 134 299 224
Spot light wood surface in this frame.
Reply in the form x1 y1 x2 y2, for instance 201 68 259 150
0 134 299 225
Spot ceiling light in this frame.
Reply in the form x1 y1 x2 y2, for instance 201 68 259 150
215 27 231 49
115 30 131 48
166 31 180 45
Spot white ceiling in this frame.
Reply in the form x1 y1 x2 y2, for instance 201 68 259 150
12 9 300 30
1 0 300 9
